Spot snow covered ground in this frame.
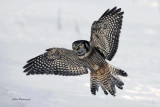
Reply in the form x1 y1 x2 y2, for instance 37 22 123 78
0 0 160 107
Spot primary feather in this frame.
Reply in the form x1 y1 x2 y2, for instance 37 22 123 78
90 7 124 61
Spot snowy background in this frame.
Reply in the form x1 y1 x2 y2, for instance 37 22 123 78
0 0 160 107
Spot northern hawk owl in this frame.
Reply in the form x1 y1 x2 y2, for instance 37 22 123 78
23 7 128 96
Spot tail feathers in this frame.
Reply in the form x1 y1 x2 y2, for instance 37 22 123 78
90 72 99 95
100 83 108 95
99 74 117 96
90 63 127 96
112 75 124 90
109 64 128 77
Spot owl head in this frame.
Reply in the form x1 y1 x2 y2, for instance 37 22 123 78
72 40 90 56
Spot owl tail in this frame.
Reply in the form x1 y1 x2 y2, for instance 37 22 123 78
90 63 128 96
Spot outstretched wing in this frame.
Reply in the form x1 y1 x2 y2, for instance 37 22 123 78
90 7 124 61
23 48 88 76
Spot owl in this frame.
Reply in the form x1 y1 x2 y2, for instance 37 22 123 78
23 7 128 96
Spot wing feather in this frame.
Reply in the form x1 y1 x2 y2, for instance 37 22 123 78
23 48 88 76
90 7 124 61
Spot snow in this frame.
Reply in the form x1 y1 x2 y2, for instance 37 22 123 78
0 0 160 107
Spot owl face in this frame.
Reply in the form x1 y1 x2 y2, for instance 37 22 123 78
72 40 90 56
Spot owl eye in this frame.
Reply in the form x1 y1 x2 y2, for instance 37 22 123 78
74 47 78 51
79 45 82 48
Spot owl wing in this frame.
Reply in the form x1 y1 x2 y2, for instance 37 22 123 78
23 48 88 76
90 7 124 61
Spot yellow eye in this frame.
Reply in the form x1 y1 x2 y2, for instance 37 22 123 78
79 45 82 48
75 47 78 50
